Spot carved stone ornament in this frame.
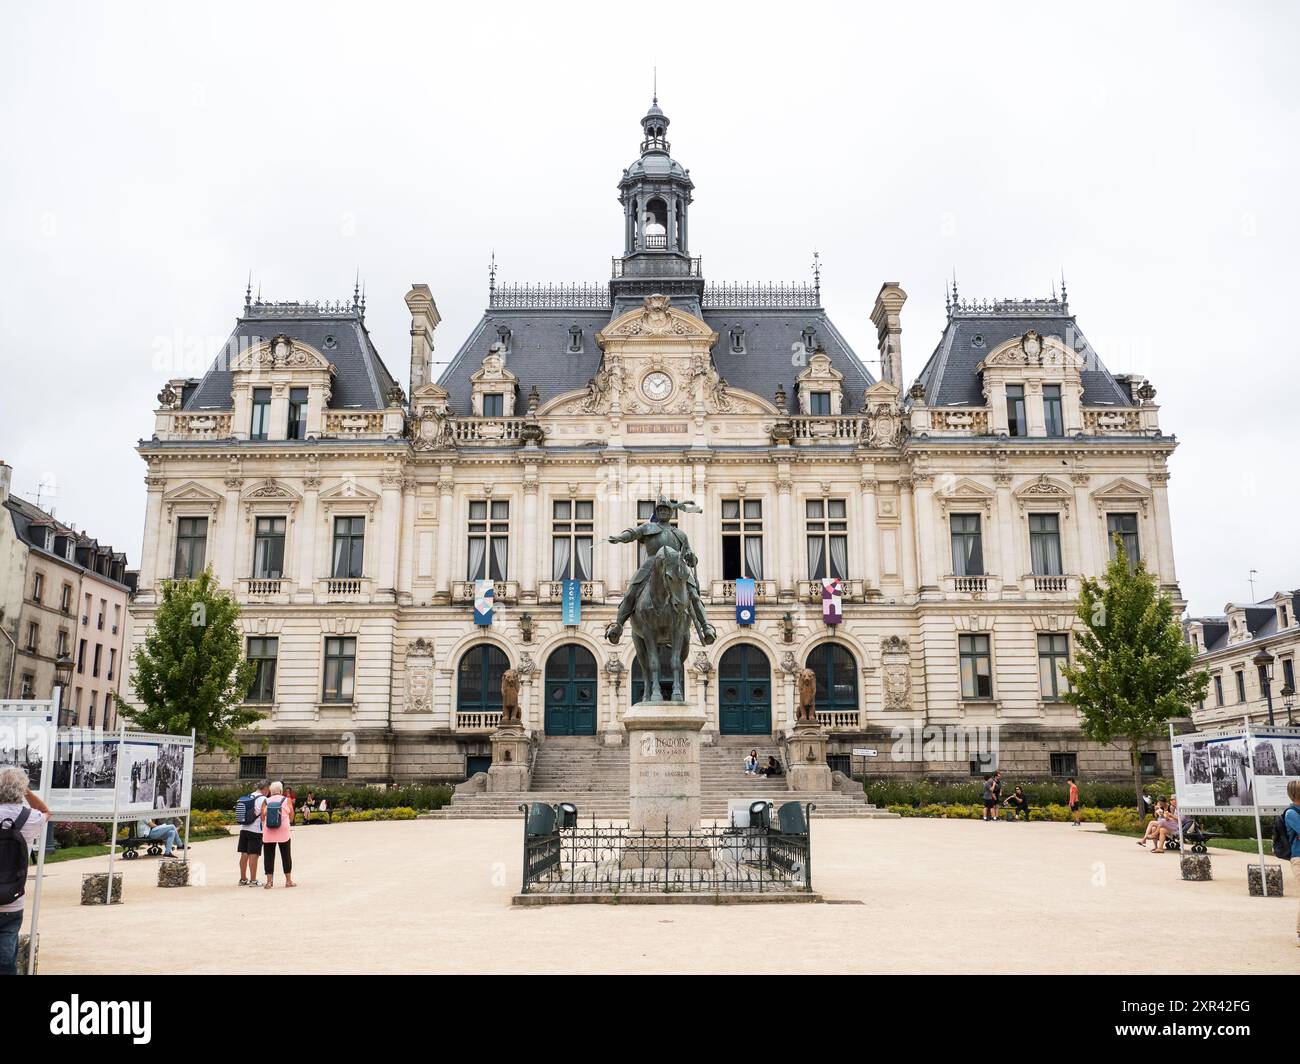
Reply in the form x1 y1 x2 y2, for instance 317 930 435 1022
1021 330 1043 359
515 651 537 678
883 662 911 713
692 651 713 676
405 646 435 713
156 383 179 409
406 637 435 657
881 635 909 654
780 651 801 676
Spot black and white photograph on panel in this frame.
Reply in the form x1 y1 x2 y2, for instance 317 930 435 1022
117 742 161 812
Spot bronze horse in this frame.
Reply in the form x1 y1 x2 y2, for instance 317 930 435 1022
629 545 692 702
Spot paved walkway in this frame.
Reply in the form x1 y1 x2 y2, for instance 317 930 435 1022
26 819 1299 974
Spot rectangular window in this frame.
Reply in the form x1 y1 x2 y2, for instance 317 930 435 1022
1213 674 1223 706
92 644 102 678
959 634 993 699
1038 633 1070 699
1006 385 1027 437
246 636 279 703
1042 384 1064 437
250 387 271 440
949 513 984 577
1234 669 1245 703
174 516 208 579
77 638 87 673
238 755 267 779
331 516 365 579
467 500 509 580
1284 658 1295 692
322 636 356 702
25 622 38 652
1140 752 1159 777
32 572 43 603
1106 512 1140 568
551 500 594 581
321 755 349 779
60 584 72 613
253 516 287 578
809 391 832 416
56 630 68 657
721 499 763 580
20 675 34 699
97 599 105 629
805 498 848 580
1257 663 1270 700
1050 752 1078 777
1028 513 1063 575
287 387 308 440
107 647 116 681
482 393 504 417
88 693 97 730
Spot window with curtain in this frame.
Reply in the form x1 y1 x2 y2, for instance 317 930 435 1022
959 634 993 699
253 516 287 578
1234 670 1245 702
1038 633 1070 699
552 500 594 581
1106 512 1140 568
949 514 984 576
1043 384 1064 437
805 498 848 580
721 498 763 580
1006 385 1026 437
468 500 509 580
246 637 279 703
322 637 356 702
250 387 271 440
1028 513 1062 575
1213 674 1223 706
332 516 365 579
174 517 208 579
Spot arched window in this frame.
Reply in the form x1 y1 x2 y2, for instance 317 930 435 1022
544 644 597 736
643 198 668 249
457 644 508 723
806 644 858 726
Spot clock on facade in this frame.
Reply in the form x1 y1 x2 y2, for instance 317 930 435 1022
641 371 673 401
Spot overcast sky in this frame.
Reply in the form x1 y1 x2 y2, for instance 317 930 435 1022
1 1 1295 616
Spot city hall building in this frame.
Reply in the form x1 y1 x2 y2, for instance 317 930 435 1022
126 98 1183 786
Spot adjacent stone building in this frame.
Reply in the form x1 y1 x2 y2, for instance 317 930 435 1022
1187 589 1300 728
125 99 1185 786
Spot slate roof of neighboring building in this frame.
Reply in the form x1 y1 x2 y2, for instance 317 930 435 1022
1189 591 1300 653
182 301 399 412
911 299 1134 409
3 495 129 585
436 303 874 415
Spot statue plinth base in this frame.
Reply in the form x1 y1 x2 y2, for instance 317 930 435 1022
625 700 707 832
488 722 531 792
619 839 714 870
786 721 833 792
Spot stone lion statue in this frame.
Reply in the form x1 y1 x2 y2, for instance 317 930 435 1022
796 667 817 723
501 668 521 724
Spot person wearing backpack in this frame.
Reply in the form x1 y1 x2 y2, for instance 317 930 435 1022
1278 779 1300 945
260 781 296 889
0 766 49 976
236 779 270 887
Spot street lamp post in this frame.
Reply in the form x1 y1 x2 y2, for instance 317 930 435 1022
1282 685 1295 726
46 653 75 855
1251 647 1276 727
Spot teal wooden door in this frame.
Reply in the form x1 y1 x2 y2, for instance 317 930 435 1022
544 645 597 735
718 644 771 735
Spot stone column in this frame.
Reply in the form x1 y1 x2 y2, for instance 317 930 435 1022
1150 471 1178 586
297 477 320 602
776 475 795 598
397 478 416 603
912 475 938 593
605 465 623 596
1025 380 1046 436
521 475 539 600
898 479 918 596
995 475 1019 593
435 471 455 601
139 474 166 592
378 472 402 597
860 473 880 590
1071 475 1094 577
221 479 242 590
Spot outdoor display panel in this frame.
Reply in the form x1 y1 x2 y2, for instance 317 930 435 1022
48 727 195 820
1171 724 1300 816
0 700 57 799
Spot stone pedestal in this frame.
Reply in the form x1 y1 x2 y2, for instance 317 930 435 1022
625 699 707 831
1179 854 1212 881
1247 863 1285 897
786 723 833 792
488 725 531 792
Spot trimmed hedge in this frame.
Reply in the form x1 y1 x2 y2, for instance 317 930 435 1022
191 784 453 813
866 778 1173 811
52 822 109 848
883 802 1146 831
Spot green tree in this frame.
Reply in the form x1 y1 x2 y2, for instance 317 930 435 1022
1062 539 1209 815
126 570 259 756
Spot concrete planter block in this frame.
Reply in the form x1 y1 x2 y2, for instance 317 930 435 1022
81 871 123 905
157 860 191 888
1179 854 1211 881
1247 864 1284 897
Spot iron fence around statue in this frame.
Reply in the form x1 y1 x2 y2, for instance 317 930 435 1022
518 804 816 895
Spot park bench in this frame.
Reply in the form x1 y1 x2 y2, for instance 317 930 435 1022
1165 826 1220 855
118 834 184 859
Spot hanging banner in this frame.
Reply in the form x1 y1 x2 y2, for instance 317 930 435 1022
473 579 494 626
561 578 582 626
821 577 844 625
735 577 756 625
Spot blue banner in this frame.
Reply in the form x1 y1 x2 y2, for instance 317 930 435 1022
735 577 756 625
473 579 494 626
561 578 582 626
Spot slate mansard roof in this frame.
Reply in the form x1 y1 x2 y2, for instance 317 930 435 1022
912 298 1135 409
1190 591 1300 654
436 302 874 416
182 300 399 413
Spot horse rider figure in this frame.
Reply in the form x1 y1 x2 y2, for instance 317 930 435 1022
604 495 716 648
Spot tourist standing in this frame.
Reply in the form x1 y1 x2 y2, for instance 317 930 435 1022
1283 779 1300 945
981 775 997 821
261 781 296 889
0 766 49 976
237 779 269 887
1067 777 1081 826
991 772 1004 817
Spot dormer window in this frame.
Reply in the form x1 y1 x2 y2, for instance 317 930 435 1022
809 392 832 416
483 393 504 417
496 326 512 352
287 387 308 440
250 388 271 441
1280 604 1291 629
568 327 583 353
729 327 745 354
1006 385 1027 437
1043 385 1064 437
801 326 817 351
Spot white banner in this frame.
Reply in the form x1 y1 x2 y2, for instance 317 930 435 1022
1171 723 1300 816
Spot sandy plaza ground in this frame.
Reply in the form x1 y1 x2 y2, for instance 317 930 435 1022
24 818 1299 975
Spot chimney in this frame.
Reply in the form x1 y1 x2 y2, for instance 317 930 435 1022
404 284 441 395
870 282 908 388
0 461 11 504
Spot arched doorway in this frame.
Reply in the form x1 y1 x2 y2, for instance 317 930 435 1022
806 643 858 726
457 644 508 724
718 644 772 735
544 644 597 736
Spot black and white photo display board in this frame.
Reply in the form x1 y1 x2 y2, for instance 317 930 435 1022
0 700 57 800
1172 724 1300 816
48 727 195 820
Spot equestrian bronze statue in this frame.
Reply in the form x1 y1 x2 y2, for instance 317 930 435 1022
605 495 716 702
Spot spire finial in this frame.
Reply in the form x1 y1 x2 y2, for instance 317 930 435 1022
489 250 497 297
353 270 361 308
245 271 252 309
1060 268 1068 309
811 249 821 303
653 66 657 105
951 268 959 307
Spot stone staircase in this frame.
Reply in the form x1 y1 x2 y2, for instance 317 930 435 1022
432 736 895 820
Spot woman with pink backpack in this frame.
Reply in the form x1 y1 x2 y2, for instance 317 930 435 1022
260 781 296 889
